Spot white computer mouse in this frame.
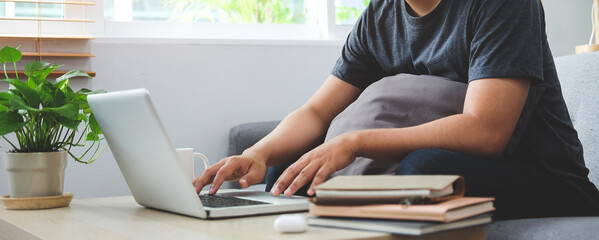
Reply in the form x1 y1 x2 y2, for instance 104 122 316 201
273 214 307 233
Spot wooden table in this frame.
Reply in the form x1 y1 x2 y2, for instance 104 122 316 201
0 196 484 240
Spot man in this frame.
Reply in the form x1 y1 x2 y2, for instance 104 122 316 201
194 0 599 219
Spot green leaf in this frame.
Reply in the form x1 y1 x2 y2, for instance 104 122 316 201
54 78 69 93
73 94 87 106
86 132 100 141
0 92 11 100
73 89 106 107
63 86 77 101
78 113 87 121
77 88 92 94
51 87 66 107
40 112 57 126
0 46 22 64
56 70 91 82
26 78 37 89
0 111 26 136
0 105 7 112
82 106 92 114
25 61 60 85
5 78 41 108
10 96 41 112
55 116 80 130
0 92 11 106
77 88 107 95
44 103 78 121
89 113 102 134
38 83 54 106
24 61 50 76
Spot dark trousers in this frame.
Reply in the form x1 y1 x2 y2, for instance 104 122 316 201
265 148 599 220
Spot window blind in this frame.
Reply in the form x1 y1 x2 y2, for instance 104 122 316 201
0 0 95 78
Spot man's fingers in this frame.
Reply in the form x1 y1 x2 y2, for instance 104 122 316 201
271 159 310 196
209 162 238 195
194 161 225 193
271 166 298 195
307 166 332 196
284 163 319 196
239 164 265 188
192 155 268 195
195 175 215 193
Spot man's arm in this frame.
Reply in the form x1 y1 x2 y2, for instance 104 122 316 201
248 75 362 168
355 77 531 159
271 77 531 196
193 75 361 194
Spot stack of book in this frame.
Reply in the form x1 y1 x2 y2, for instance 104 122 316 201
308 175 494 239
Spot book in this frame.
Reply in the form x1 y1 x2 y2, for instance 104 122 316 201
312 175 465 205
309 197 494 222
307 213 492 236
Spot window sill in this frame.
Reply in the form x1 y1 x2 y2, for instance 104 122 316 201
96 21 348 46
93 35 345 47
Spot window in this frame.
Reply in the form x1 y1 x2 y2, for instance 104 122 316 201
102 0 371 40
102 0 330 40
0 0 370 41
16 3 64 18
104 0 318 24
0 1 95 77
335 0 369 25
0 1 92 37
1 2 64 18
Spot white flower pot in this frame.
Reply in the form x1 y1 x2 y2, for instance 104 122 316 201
5 151 67 198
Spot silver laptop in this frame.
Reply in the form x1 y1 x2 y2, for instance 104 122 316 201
88 88 309 219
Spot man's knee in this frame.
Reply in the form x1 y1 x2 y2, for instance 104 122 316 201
395 149 456 175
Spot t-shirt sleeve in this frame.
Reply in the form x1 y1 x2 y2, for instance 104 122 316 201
331 4 386 89
468 0 545 83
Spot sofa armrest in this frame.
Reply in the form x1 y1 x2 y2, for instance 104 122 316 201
226 121 280 189
228 121 281 156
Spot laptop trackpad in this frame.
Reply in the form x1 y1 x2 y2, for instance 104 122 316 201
217 190 307 204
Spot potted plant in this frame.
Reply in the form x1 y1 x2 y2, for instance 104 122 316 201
0 46 105 199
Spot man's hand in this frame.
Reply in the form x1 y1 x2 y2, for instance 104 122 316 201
193 154 267 195
269 133 358 197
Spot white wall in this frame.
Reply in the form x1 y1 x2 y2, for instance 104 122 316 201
0 0 594 198
0 39 343 198
544 0 595 57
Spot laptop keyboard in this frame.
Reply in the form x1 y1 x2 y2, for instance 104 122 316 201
198 194 271 208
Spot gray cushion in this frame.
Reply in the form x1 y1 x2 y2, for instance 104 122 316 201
325 74 467 176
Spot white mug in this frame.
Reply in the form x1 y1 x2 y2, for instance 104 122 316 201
175 148 210 181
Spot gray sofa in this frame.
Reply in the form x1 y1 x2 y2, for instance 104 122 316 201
227 51 599 239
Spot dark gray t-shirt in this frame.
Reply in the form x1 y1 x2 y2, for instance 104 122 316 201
332 0 598 201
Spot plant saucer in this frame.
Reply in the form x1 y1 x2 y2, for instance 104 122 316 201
0 192 74 210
